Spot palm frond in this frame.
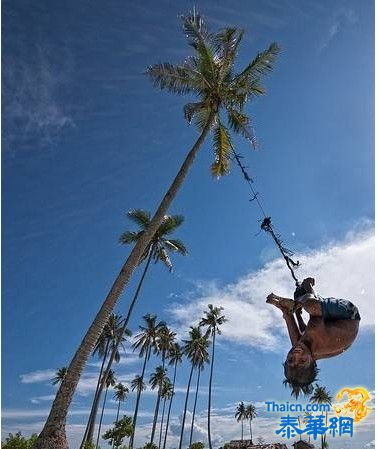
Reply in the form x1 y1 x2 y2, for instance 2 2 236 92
214 28 244 78
227 108 257 149
181 11 217 85
119 230 144 245
164 238 188 255
181 9 209 46
183 101 206 124
127 209 151 229
193 104 214 131
234 42 280 83
155 247 173 272
211 122 232 177
146 63 195 95
158 215 185 235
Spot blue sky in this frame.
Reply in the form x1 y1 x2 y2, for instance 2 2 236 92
2 0 374 448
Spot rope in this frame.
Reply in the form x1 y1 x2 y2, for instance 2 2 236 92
230 146 301 286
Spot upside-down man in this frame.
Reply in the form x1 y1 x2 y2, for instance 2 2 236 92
266 277 360 397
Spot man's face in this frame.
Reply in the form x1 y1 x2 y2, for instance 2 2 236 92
286 345 312 369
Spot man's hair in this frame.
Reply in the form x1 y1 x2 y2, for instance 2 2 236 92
283 361 319 399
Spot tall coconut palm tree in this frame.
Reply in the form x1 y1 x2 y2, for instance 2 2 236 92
150 366 169 444
310 384 332 449
82 314 129 448
34 11 279 448
200 305 227 449
114 383 129 426
245 404 256 444
87 213 186 448
179 326 209 449
189 341 209 448
235 402 246 441
51 368 67 386
158 379 173 449
95 370 116 449
129 314 165 449
163 343 182 449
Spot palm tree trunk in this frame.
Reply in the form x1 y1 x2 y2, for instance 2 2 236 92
249 419 252 444
241 419 243 442
34 115 215 449
158 398 167 449
116 400 121 425
150 387 162 443
163 361 178 449
178 364 194 449
129 347 151 449
81 341 110 448
95 387 108 449
189 368 201 448
207 331 216 449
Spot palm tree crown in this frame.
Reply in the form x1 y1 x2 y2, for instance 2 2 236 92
147 10 279 178
114 383 129 403
168 342 183 367
310 384 332 405
156 326 177 363
182 326 210 367
120 210 188 271
245 404 257 420
131 375 146 394
132 314 166 358
51 367 67 386
150 366 168 391
93 313 130 363
235 402 246 422
200 304 227 337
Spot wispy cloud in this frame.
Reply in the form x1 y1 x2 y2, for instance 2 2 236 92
319 7 358 52
3 45 74 152
20 369 56 384
169 225 374 351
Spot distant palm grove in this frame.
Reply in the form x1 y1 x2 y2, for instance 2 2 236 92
8 7 283 449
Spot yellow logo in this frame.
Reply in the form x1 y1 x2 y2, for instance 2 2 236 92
333 387 371 423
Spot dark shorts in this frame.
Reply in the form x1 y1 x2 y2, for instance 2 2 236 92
320 297 361 321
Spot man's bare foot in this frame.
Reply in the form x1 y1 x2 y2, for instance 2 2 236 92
266 293 295 313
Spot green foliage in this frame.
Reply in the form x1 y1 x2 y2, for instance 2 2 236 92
141 443 158 449
102 416 133 448
2 433 38 449
82 442 96 449
189 442 205 449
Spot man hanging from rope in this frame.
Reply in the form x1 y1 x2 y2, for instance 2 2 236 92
266 277 360 398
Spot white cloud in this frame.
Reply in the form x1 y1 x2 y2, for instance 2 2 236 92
169 227 374 351
30 395 56 404
3 46 74 151
319 7 358 52
20 369 56 384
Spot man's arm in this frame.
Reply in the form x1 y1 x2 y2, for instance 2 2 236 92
283 312 301 345
296 294 322 317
